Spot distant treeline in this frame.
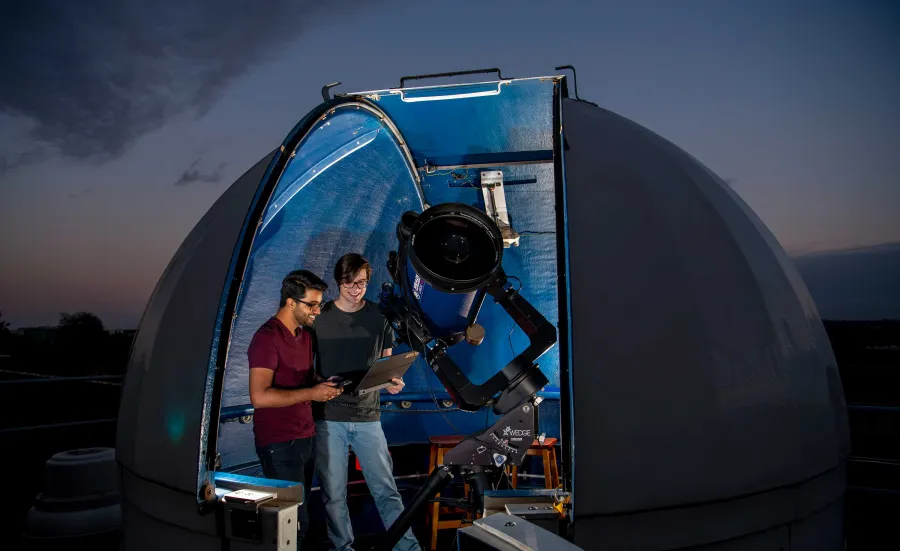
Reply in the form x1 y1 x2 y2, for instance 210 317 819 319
822 319 900 345
0 311 134 377
823 319 900 363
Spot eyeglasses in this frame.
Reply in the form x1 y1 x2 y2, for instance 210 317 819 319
293 298 324 311
341 280 368 290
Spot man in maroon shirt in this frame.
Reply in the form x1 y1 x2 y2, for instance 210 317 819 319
248 269 343 547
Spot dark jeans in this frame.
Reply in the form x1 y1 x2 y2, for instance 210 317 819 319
256 435 317 546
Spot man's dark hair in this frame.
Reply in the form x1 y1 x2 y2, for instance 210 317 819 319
334 253 372 285
280 270 328 307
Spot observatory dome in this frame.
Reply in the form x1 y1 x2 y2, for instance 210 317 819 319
116 69 849 551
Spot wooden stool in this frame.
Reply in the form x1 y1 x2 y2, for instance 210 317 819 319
509 437 560 489
426 435 470 550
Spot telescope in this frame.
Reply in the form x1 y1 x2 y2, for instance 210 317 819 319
378 202 558 416
368 202 559 551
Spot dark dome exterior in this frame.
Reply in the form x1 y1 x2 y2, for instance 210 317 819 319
562 98 849 549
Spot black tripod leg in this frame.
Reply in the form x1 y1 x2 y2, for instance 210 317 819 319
369 465 453 551
465 468 491 518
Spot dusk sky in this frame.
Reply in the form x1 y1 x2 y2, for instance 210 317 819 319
1 0 898 329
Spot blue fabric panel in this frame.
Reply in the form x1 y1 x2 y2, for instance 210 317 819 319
370 78 555 168
218 106 424 467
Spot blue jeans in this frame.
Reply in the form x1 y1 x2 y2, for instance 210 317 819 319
315 420 420 551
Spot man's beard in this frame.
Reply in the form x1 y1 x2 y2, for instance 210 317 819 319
293 309 309 327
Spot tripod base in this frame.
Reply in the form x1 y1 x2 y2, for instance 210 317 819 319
366 465 453 551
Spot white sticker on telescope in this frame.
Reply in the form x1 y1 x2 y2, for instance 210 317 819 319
413 275 424 300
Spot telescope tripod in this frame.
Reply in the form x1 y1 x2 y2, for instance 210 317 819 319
364 397 540 551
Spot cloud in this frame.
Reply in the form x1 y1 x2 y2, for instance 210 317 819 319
0 1 373 168
0 145 45 175
174 158 226 187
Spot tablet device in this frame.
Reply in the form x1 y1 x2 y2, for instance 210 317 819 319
343 351 419 397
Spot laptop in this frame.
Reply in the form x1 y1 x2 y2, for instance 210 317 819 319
328 351 419 397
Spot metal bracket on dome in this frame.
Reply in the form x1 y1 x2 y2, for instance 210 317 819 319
321 81 342 101
554 65 581 100
479 170 520 248
555 65 598 107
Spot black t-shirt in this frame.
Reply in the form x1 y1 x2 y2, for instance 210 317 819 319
311 300 394 422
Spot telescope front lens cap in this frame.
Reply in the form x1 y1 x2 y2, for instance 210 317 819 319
441 234 470 263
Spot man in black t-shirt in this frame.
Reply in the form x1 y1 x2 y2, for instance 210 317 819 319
312 299 393 423
312 253 420 551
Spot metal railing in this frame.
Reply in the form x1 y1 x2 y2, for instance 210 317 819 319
0 370 123 434
0 368 123 384
0 418 117 435
0 374 123 385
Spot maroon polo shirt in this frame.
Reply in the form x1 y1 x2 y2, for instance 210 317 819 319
248 317 316 447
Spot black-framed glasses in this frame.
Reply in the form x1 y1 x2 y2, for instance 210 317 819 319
293 298 324 311
341 280 368 290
